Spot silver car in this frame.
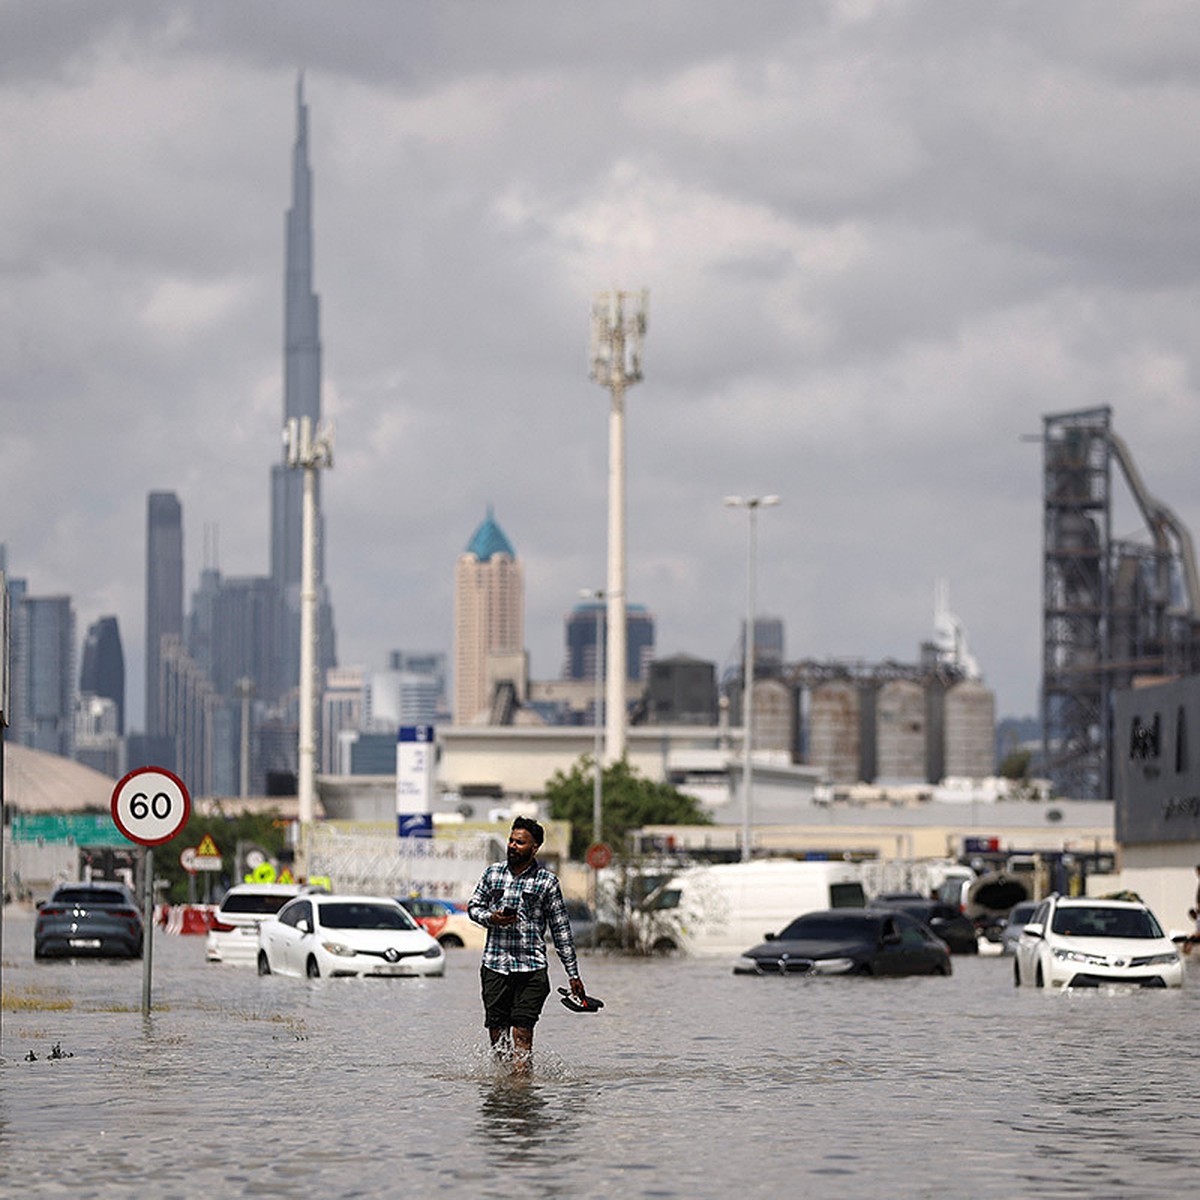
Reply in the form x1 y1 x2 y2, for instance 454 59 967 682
1000 901 1038 956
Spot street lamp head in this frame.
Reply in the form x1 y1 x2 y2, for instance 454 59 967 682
725 495 781 510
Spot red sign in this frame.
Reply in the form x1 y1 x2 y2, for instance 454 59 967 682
585 842 613 870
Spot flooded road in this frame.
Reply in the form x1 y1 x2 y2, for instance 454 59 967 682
3 907 1200 1199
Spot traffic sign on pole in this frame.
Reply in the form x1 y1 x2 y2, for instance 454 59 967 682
585 842 613 871
111 766 191 847
110 766 191 1016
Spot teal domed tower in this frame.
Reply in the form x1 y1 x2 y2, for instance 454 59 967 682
455 506 525 723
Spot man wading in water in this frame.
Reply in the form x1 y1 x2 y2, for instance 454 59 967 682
468 817 587 1074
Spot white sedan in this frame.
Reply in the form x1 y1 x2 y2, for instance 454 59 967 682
257 894 445 979
1014 895 1183 989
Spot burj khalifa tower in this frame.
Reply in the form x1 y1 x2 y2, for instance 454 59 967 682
271 74 337 694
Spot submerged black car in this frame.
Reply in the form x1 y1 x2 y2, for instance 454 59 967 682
34 882 144 959
872 897 980 954
733 908 952 977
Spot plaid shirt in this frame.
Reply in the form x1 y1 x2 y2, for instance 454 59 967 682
468 859 579 979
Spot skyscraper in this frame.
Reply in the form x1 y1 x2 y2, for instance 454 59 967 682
270 75 336 693
15 594 76 756
564 601 655 684
79 615 125 734
146 491 183 735
454 508 524 723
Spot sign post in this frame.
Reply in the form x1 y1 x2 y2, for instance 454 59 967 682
111 766 191 1015
396 725 435 840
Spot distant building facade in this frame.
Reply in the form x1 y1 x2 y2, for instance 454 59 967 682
269 76 337 696
564 601 655 685
646 655 719 725
13 594 76 758
79 615 125 736
454 508 525 724
145 491 183 736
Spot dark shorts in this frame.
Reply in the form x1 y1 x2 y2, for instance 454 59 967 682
481 965 551 1030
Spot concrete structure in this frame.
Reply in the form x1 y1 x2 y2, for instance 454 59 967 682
646 655 718 725
1113 674 1200 933
454 508 525 723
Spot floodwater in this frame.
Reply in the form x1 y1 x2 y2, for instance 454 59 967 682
3 908 1200 1199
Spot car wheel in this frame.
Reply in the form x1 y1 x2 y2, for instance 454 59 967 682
439 934 464 948
1013 961 1021 987
1035 963 1045 988
306 956 321 979
650 937 677 955
257 951 271 976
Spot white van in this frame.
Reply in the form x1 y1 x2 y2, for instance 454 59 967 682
642 859 867 956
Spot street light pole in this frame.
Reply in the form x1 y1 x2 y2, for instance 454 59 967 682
724 495 780 862
580 589 606 844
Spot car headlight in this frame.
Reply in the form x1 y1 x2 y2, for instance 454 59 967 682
422 945 443 959
1052 948 1107 966
1134 952 1181 966
320 940 357 957
811 958 856 975
733 956 761 973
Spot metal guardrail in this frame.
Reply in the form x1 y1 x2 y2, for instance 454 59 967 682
308 826 499 900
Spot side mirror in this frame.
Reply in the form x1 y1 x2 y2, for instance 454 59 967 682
764 932 776 942
298 918 312 935
1023 922 1044 939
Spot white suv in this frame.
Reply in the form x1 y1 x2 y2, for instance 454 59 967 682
1014 895 1182 989
205 883 316 965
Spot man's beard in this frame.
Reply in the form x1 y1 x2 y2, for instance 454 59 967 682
507 847 533 869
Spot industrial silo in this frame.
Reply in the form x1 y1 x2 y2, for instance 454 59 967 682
943 679 996 779
875 679 926 782
808 680 860 783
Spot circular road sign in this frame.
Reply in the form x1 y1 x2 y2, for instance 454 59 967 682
111 766 192 847
180 847 199 874
585 842 613 871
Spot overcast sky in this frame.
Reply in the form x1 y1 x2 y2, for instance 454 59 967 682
5 0 1200 731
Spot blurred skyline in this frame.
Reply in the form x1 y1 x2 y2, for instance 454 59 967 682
6 2 1200 730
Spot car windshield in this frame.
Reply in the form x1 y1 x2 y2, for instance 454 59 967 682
778 913 874 940
318 902 417 931
1050 905 1163 939
51 888 130 906
221 892 295 915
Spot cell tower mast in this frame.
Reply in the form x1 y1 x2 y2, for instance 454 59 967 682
589 289 647 764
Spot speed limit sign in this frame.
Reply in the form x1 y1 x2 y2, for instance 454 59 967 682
111 766 192 846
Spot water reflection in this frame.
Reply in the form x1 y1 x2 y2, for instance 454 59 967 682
479 1077 554 1146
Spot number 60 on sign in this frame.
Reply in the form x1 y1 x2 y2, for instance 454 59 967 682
111 766 192 846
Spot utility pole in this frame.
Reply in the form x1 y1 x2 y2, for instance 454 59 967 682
725 495 780 862
284 415 334 878
589 289 647 765
580 588 606 842
236 677 254 799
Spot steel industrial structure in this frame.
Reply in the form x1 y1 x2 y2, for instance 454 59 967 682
1042 406 1200 799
